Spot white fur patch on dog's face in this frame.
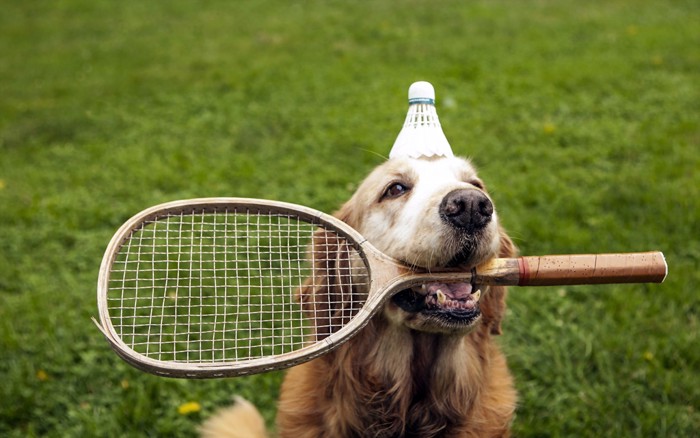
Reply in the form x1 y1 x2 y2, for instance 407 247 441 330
344 156 500 269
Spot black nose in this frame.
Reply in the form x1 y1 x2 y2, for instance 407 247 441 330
439 189 493 231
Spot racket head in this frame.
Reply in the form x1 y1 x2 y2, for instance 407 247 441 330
96 198 376 378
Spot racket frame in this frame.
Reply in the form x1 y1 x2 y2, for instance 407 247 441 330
95 198 667 378
95 198 413 377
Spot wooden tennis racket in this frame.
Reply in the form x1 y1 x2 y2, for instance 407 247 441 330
94 198 667 378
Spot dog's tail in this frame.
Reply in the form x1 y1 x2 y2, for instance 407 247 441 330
199 396 269 438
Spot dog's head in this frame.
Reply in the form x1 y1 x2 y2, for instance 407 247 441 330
302 156 515 337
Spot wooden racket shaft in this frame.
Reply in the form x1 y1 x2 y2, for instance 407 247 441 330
95 198 667 378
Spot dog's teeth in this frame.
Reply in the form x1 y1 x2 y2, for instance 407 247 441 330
472 288 481 302
436 290 446 305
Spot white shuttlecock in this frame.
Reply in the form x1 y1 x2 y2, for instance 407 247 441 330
389 81 454 159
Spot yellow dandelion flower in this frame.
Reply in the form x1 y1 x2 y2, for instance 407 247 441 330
178 401 201 415
36 369 49 381
543 122 556 135
643 351 654 361
120 379 130 389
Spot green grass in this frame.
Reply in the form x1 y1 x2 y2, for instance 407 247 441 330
1 0 698 436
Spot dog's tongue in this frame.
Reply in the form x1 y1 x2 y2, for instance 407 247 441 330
425 282 472 300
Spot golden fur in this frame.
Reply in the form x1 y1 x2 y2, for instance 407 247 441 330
201 156 517 438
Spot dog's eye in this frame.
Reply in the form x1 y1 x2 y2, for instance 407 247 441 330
382 182 410 200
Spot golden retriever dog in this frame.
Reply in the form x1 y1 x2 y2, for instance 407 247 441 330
201 155 517 437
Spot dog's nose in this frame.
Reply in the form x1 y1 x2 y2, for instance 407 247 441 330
439 189 493 231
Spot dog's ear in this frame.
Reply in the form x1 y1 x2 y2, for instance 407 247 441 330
481 229 517 336
297 204 367 340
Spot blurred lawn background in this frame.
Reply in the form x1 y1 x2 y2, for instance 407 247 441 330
1 0 698 436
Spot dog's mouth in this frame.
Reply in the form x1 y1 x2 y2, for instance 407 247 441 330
391 281 482 327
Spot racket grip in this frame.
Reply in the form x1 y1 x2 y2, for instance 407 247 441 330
516 251 667 286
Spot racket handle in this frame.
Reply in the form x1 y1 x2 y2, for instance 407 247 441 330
516 251 667 286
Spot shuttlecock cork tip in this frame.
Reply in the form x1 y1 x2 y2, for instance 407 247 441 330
389 81 454 160
408 81 435 105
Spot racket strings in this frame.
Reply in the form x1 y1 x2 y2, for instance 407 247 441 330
106 207 369 364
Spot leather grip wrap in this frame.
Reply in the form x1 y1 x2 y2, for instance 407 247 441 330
517 252 667 286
